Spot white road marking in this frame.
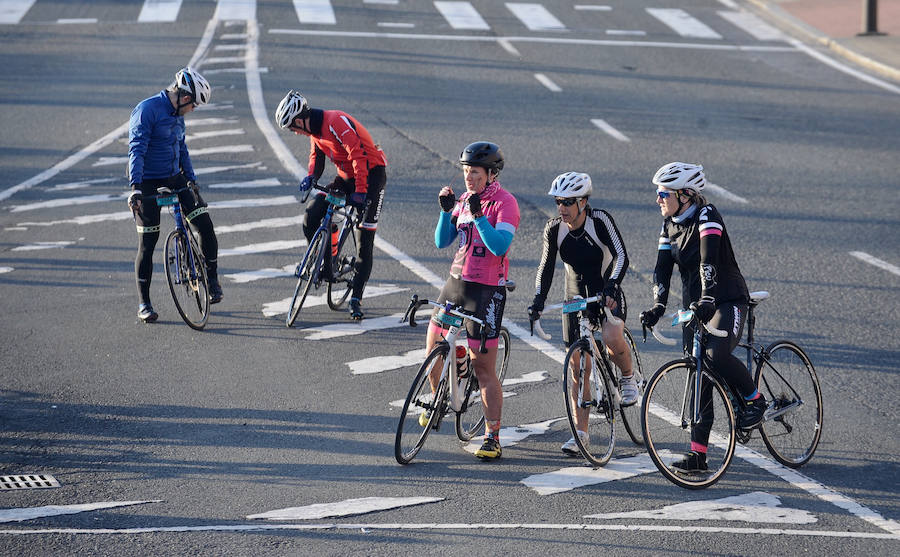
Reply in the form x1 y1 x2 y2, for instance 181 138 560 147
506 3 566 31
138 0 182 23
534 73 561 92
12 241 76 251
293 0 336 25
373 237 444 289
646 8 722 39
348 348 428 375
91 156 128 167
365 0 399 4
497 38 521 56
210 195 296 209
189 117 240 127
189 144 254 156
58 18 97 24
462 418 562 453
0 501 159 523
434 1 489 30
574 5 611 11
718 10 784 41
850 251 900 277
219 240 305 257
195 161 265 175
227 264 297 285
591 119 630 142
264 284 406 317
201 56 246 65
503 370 550 386
0 267 14 273
216 215 302 234
296 313 407 339
789 38 900 95
522 453 658 495
378 22 415 29
705 182 747 203
606 30 645 36
248 496 443 521
9 193 123 212
208 177 281 189
185 128 246 141
0 0 36 24
587 491 816 524
50 177 117 191
215 0 256 20
213 44 245 51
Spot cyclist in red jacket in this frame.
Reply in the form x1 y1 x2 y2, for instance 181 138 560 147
276 90 387 320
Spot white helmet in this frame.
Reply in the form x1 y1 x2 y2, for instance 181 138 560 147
652 162 705 192
275 90 309 129
174 67 211 105
548 171 592 198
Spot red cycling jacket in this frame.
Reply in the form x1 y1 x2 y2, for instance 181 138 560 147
307 109 387 193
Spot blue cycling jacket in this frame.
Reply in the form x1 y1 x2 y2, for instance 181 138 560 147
128 91 196 186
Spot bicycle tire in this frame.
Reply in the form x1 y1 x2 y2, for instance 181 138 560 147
563 340 615 467
286 229 326 327
164 229 209 330
641 360 736 489
456 327 511 442
327 219 357 310
395 343 450 464
758 340 823 468
617 328 645 446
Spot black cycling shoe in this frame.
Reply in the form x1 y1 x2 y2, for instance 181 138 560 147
138 303 158 323
349 298 364 321
738 394 767 429
670 450 708 472
208 278 223 304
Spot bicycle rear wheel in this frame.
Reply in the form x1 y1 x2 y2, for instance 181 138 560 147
164 229 209 330
327 221 357 310
563 340 615 467
641 360 736 489
286 229 325 327
758 341 822 467
395 343 450 464
456 327 511 442
617 328 645 446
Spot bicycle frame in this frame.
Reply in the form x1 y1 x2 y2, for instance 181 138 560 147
154 188 202 289
297 187 357 287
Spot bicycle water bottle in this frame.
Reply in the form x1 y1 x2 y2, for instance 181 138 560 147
455 345 470 379
330 223 339 257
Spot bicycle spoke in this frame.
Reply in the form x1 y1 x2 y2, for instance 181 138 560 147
395 344 450 464
563 341 615 466
617 328 645 446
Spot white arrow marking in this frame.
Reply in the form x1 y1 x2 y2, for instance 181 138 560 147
463 418 563 453
522 453 658 495
295 312 407 339
348 348 428 375
227 264 297 284
503 370 550 386
264 284 407 317
0 501 160 523
247 496 443 521
586 491 817 524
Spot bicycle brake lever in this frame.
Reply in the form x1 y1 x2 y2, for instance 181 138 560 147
401 294 418 325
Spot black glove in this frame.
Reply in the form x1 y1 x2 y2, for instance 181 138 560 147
527 296 545 322
467 192 483 218
691 297 716 324
349 192 366 208
439 189 456 212
639 303 666 328
127 190 142 211
187 180 200 194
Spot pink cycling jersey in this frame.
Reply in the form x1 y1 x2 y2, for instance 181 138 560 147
449 181 520 286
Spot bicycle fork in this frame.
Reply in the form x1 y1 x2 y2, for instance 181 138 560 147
170 203 201 292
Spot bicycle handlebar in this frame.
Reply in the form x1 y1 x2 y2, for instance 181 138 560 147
401 294 489 354
641 308 727 346
529 295 622 341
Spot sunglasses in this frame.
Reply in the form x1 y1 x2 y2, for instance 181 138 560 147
554 198 579 206
656 189 674 199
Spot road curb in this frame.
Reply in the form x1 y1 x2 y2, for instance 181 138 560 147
744 0 900 83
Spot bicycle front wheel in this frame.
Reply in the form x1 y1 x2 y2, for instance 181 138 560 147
563 340 615 467
641 360 736 489
456 327 511 442
164 229 209 330
286 229 326 327
395 344 450 464
758 341 823 468
617 328 645 446
327 222 357 310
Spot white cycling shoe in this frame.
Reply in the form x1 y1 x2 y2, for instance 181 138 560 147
620 376 639 407
561 430 589 455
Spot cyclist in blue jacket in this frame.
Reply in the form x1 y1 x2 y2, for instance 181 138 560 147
126 67 222 323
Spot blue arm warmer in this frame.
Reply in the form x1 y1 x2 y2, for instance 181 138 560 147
474 216 514 256
435 211 457 248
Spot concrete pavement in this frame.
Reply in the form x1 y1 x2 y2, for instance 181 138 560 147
745 0 900 82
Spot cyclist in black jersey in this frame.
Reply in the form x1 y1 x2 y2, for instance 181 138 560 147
638 162 766 473
528 172 638 456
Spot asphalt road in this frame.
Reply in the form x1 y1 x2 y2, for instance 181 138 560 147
1 1 898 555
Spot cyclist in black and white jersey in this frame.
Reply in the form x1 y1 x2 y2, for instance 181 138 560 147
638 162 766 473
528 172 638 456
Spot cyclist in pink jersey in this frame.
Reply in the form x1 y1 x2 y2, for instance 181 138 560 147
424 141 520 460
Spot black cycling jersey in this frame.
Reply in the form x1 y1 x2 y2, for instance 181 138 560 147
534 206 629 304
652 203 749 308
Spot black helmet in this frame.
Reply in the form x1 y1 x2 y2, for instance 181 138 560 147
459 141 504 173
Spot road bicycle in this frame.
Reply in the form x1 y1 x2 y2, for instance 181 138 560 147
641 291 823 489
532 295 645 467
394 291 512 464
286 183 364 327
146 186 210 330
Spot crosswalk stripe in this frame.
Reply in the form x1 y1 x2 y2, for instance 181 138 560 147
646 8 722 40
0 0 36 24
434 1 489 31
505 2 565 31
138 0 182 23
718 10 784 41
293 0 336 25
215 0 256 21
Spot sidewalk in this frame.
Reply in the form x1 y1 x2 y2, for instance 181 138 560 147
745 0 900 82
